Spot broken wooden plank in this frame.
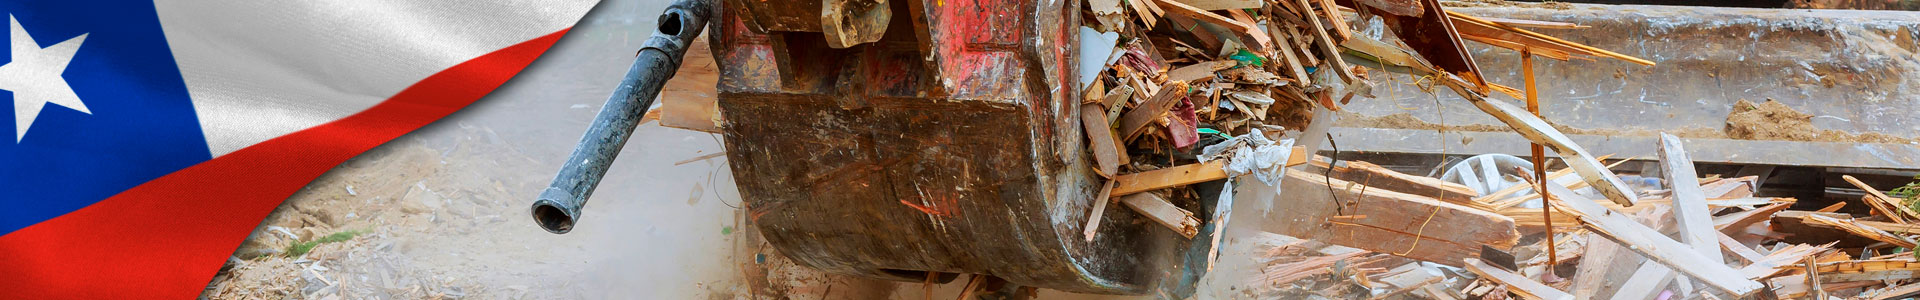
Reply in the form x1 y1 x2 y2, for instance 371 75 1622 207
1111 146 1309 196
1165 61 1234 83
1304 158 1479 205
1463 258 1574 300
1571 230 1635 298
1340 34 1440 74
1267 22 1313 85
1505 197 1790 228
1293 0 1355 83
1801 214 1918 249
1713 202 1791 235
1464 95 1639 207
1799 259 1920 283
1474 154 1624 203
1607 134 1717 300
1126 0 1160 29
1736 243 1830 279
1083 180 1117 241
1261 171 1520 267
1081 103 1123 177
1114 160 1224 197
1540 181 1763 296
1309 0 1352 42
1458 34 1572 61
1153 0 1270 48
1118 192 1200 238
1609 262 1679 300
1445 11 1653 66
1118 81 1190 141
1607 193 1688 300
1477 16 1588 30
1818 201 1848 212
1869 281 1920 300
1659 133 1723 264
1171 0 1261 10
1717 232 1766 264
1700 176 1757 198
1845 175 1920 224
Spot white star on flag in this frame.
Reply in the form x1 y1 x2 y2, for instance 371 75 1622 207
1 15 89 143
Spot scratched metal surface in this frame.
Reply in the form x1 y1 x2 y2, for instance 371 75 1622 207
707 0 1177 294
1340 4 1920 169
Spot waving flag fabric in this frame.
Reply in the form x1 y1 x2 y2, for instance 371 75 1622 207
0 0 594 297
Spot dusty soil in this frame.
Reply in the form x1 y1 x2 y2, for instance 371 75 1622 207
1724 99 1913 143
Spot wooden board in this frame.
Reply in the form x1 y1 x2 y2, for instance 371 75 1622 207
1799 259 1920 283
1476 16 1587 29
1608 263 1679 300
1165 61 1233 83
1446 11 1653 66
1113 160 1227 198
1263 171 1520 267
1846 175 1920 224
1267 22 1313 85
1541 182 1764 296
1659 133 1723 262
1304 158 1479 205
1171 0 1261 10
1117 81 1190 141
1463 258 1575 300
1459 34 1572 61
1717 232 1766 264
1464 95 1640 207
1293 0 1354 83
1736 243 1828 279
1801 214 1918 248
1111 146 1310 196
659 40 723 133
1713 202 1791 235
1083 180 1116 241
1153 0 1271 48
1080 103 1123 177
1118 192 1200 238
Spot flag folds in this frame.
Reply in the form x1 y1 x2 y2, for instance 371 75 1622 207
0 0 594 297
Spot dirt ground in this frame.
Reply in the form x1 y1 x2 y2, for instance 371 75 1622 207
198 1 1146 299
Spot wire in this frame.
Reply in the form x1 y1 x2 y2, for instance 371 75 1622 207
1325 132 1343 216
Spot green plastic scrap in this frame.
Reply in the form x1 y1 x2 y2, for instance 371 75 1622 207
1228 48 1265 68
1197 128 1231 139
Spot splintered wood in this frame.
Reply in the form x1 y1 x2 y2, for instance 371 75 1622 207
1265 171 1519 267
1063 0 1920 298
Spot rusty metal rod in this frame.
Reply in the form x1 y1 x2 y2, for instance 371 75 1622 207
531 0 712 234
1522 50 1557 277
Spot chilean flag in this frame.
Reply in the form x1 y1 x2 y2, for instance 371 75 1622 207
0 0 593 297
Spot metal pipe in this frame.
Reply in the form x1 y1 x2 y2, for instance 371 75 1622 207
531 0 712 234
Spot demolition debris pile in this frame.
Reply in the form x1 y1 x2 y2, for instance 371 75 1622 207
1057 0 1920 298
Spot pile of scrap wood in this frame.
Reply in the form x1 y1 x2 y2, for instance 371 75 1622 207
1233 133 1920 299
1068 0 1920 299
1073 0 1648 248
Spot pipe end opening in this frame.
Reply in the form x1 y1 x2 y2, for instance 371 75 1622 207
532 202 575 234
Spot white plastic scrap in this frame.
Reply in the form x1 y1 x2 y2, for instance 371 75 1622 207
1200 129 1295 186
1076 27 1121 91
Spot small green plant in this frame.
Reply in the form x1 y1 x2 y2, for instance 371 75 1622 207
1895 174 1920 213
284 229 365 257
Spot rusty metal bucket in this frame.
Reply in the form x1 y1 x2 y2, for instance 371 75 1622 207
709 0 1183 294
